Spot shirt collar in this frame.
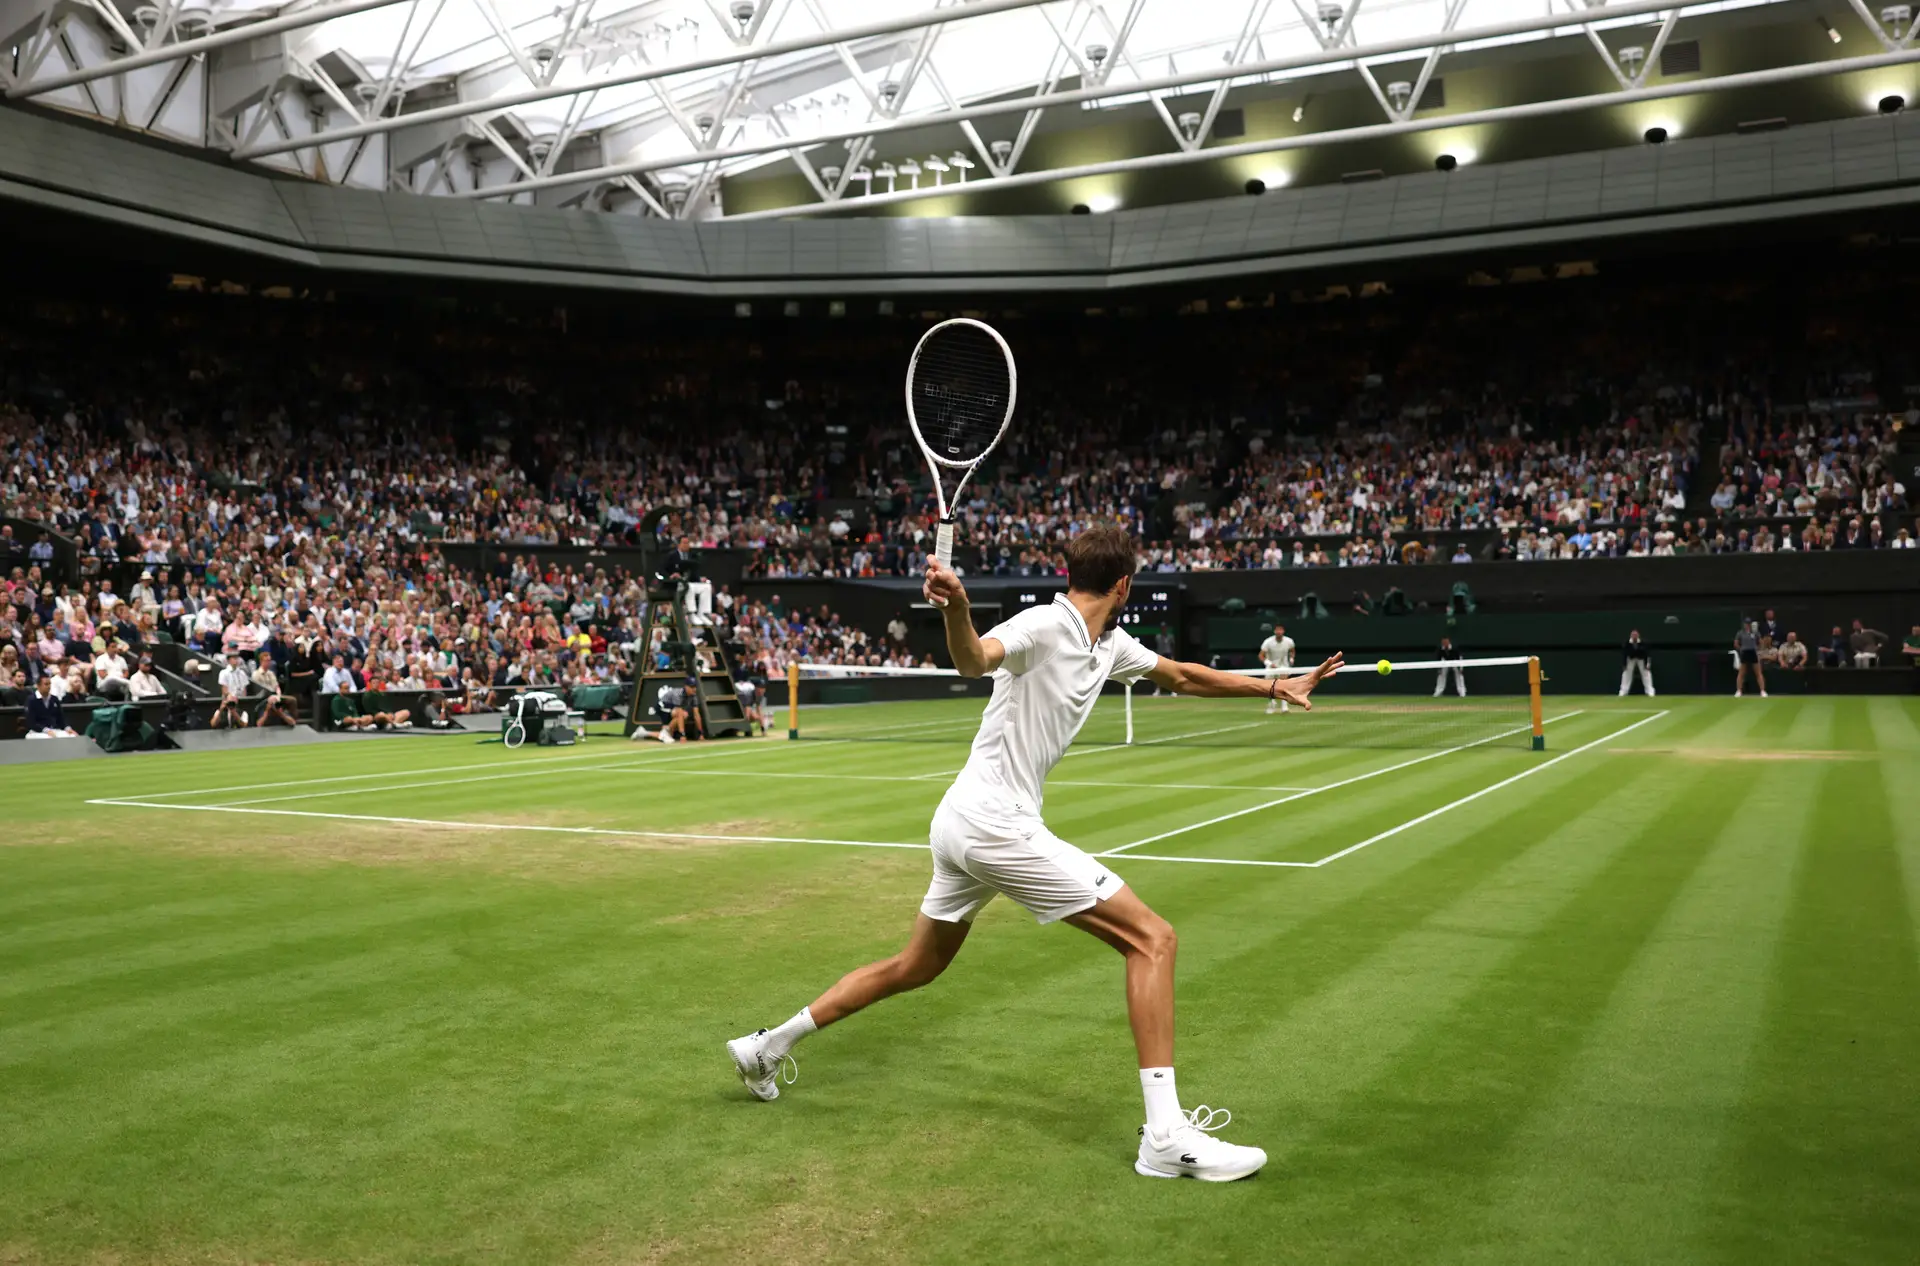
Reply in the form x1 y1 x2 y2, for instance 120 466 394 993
1052 592 1094 651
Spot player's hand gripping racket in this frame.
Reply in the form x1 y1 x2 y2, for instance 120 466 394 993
906 318 1017 606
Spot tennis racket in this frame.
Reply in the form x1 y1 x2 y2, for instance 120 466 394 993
905 318 1017 604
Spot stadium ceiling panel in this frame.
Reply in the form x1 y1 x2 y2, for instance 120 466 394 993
3 0 1918 218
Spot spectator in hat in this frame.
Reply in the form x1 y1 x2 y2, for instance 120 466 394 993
129 570 160 616
128 655 167 700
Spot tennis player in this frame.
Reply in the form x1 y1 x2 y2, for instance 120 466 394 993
728 526 1343 1181
1259 622 1296 714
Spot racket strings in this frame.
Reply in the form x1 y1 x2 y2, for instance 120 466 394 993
910 325 1013 465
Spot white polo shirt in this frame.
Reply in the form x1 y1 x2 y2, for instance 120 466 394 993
1259 633 1296 668
949 594 1159 816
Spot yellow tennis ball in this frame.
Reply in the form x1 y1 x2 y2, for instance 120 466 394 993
1376 659 1392 675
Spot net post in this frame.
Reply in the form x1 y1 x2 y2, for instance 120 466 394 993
1528 656 1545 750
787 661 800 740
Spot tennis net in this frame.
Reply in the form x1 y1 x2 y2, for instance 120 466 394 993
784 656 1546 751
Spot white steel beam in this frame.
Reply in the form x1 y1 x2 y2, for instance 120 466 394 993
10 0 418 99
471 0 547 89
1188 0 1272 149
232 0 1067 160
456 0 1732 201
717 43 1920 219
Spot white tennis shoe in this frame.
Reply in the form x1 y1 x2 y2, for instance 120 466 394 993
1135 1106 1267 1181
726 1029 798 1101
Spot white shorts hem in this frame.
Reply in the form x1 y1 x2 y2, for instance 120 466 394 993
921 799 1124 925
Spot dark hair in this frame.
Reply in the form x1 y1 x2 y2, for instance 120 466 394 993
1065 525 1138 595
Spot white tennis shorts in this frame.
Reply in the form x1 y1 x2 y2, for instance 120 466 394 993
920 792 1125 925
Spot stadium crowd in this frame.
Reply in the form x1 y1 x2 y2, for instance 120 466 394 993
1 273 1915 705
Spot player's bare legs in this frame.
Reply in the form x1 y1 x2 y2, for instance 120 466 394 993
1069 888 1263 1179
725 914 969 1100
808 913 972 1025
1065 888 1176 1067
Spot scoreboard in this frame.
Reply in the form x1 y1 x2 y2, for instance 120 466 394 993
1010 584 1185 653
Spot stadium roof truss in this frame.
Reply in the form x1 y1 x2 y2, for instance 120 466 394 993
4 0 1920 218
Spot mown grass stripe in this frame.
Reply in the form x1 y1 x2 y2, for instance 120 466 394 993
1704 753 1920 1262
1469 758 1819 1261
1262 764 1764 1261
1180 754 1672 1050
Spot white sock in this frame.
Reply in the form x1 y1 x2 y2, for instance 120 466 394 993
1140 1066 1183 1134
764 1007 817 1057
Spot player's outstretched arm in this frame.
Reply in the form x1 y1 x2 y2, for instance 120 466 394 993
924 558 1005 678
1145 652 1345 711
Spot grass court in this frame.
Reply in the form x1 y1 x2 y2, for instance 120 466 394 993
2 694 1916 1264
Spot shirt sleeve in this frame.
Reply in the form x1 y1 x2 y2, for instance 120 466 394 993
1106 627 1162 685
982 607 1057 676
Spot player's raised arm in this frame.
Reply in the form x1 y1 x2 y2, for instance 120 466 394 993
1145 652 1345 711
924 557 1005 678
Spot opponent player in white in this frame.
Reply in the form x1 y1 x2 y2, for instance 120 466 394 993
728 526 1344 1181
1259 622 1297 714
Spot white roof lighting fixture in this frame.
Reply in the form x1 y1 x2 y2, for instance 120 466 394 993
0 0 1883 218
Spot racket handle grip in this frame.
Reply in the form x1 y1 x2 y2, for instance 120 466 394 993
930 520 955 608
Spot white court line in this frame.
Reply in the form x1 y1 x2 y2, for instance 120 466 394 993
212 738 936 808
1097 711 1586 856
117 735 827 802
228 761 1320 807
839 716 977 737
215 761 675 807
616 767 1313 793
1061 720 1267 759
84 798 1327 870
82 799 931 851
1106 852 1317 868
1306 710 1669 867
80 708 1655 875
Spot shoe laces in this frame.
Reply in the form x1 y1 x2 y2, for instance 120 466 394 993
755 1034 799 1087
1177 1105 1231 1136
